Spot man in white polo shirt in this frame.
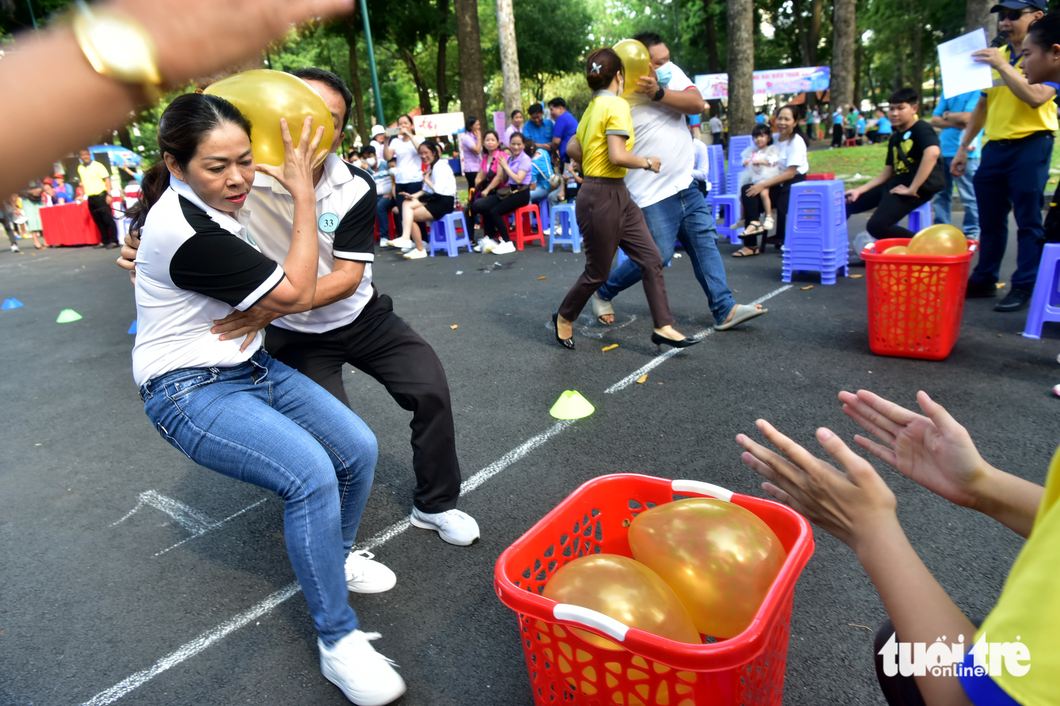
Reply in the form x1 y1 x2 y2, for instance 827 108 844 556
121 69 479 548
582 32 766 331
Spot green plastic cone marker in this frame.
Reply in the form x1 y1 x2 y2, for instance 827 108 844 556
549 390 595 420
56 309 82 323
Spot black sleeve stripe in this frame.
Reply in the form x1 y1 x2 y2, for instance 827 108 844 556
171 195 283 308
332 167 377 261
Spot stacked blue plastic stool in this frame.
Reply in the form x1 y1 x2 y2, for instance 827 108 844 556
1023 243 1060 338
703 145 742 245
549 203 581 253
428 210 472 257
782 180 849 285
905 201 932 232
726 135 752 196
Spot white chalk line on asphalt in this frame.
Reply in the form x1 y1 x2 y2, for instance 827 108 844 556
80 284 792 705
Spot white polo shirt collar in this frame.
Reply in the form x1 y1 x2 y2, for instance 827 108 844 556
169 177 249 235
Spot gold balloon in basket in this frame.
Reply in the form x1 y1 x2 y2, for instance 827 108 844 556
629 498 786 639
907 224 967 256
883 246 909 255
204 69 335 167
612 39 652 105
542 554 701 650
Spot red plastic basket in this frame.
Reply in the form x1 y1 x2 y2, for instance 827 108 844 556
861 237 979 361
494 474 814 706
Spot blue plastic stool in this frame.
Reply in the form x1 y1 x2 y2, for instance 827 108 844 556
706 145 726 196
428 211 472 257
906 201 932 233
1023 243 1060 339
711 194 743 244
728 135 753 166
534 199 550 233
549 203 581 253
782 180 849 285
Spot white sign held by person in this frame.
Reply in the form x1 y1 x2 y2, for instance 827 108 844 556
414 112 465 137
695 67 831 100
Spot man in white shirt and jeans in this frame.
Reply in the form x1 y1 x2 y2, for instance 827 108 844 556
585 32 766 331
120 68 480 549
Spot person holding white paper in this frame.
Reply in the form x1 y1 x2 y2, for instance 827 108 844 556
951 0 1056 313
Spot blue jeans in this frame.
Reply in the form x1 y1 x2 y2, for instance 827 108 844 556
933 156 980 238
596 185 736 325
376 194 395 239
971 136 1052 289
141 350 377 645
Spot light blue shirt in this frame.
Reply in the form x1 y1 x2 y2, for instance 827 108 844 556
755 114 766 124
876 116 892 135
933 91 982 159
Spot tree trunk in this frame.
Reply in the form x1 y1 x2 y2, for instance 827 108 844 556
854 34 863 108
965 0 993 39
809 0 822 65
343 16 370 146
727 0 754 136
400 47 434 115
830 0 856 115
794 0 810 67
454 0 486 123
704 0 721 72
912 22 923 107
495 0 522 116
436 0 450 113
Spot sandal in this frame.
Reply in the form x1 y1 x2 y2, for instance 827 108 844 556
716 303 768 330
742 222 765 237
591 293 615 325
732 247 760 258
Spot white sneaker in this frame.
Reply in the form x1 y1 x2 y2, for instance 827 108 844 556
403 248 427 260
492 240 516 255
481 237 498 253
387 237 413 250
409 507 480 546
345 550 396 594
319 630 406 706
10 244 20 253
473 240 485 253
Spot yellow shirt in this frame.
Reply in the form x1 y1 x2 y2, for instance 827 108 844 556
77 160 110 197
574 91 634 179
982 45 1058 141
975 445 1060 705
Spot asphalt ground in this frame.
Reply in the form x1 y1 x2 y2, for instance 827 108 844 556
1 213 1057 706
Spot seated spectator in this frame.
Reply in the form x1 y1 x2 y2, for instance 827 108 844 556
51 173 73 203
472 131 532 255
467 129 503 243
527 140 559 211
845 87 944 243
558 160 583 203
364 147 396 243
521 103 554 153
395 140 457 260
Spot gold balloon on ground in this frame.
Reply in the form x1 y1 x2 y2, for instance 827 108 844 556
204 69 334 167
612 39 651 105
542 554 701 650
628 498 786 639
907 224 967 256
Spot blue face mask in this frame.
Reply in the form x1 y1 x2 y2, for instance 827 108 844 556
655 62 674 88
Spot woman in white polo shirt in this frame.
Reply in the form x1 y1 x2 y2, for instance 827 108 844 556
394 139 457 260
128 93 405 705
735 104 810 256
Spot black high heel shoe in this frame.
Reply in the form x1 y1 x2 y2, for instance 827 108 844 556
651 332 700 349
552 311 575 350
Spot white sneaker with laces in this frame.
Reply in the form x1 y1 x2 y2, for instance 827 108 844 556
319 630 406 706
387 237 413 250
345 550 396 594
403 248 427 260
492 240 516 255
409 507 480 546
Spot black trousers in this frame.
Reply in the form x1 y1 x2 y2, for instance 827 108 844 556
472 188 531 241
846 180 933 240
263 292 462 514
832 122 844 147
87 193 117 244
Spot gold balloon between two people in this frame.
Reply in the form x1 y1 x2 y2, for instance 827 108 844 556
542 554 701 650
204 69 334 168
612 39 651 105
628 498 786 639
907 224 968 256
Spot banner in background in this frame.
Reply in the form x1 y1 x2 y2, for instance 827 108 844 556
694 67 831 100
414 112 465 136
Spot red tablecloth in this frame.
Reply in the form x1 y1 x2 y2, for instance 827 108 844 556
40 202 101 246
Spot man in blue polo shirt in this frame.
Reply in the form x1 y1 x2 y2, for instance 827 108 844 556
548 97 579 164
931 89 983 238
521 103 554 151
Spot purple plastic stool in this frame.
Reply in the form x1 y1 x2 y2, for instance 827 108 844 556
1023 243 1060 339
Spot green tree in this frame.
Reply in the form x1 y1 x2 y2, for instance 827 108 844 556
513 0 591 100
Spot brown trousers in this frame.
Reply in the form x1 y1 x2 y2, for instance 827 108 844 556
558 176 674 328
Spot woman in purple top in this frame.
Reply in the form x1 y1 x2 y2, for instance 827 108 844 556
460 116 483 191
503 109 525 145
471 131 532 255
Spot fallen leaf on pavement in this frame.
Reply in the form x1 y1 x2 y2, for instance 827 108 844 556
602 344 619 352
636 374 648 383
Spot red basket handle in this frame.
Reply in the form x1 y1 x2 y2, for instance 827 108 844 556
671 479 734 501
553 604 630 643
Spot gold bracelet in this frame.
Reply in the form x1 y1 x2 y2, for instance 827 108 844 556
71 0 164 104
